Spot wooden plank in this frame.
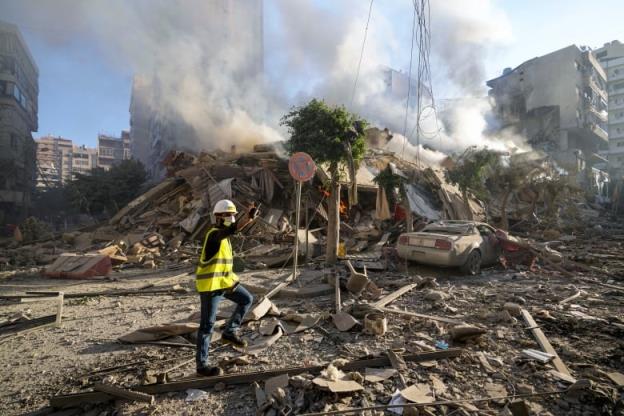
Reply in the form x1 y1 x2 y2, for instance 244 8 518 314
138 272 191 290
109 178 179 225
0 314 56 336
335 275 341 313
55 292 64 326
50 349 463 408
93 383 154 404
22 287 189 299
520 309 571 376
265 273 294 299
380 307 464 325
372 284 418 309
386 350 407 388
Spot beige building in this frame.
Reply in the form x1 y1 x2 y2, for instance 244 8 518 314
71 144 97 178
594 40 624 179
487 45 609 195
0 21 38 222
35 136 97 187
97 132 131 170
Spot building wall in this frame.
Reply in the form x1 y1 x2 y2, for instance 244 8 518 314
71 144 97 179
97 133 131 171
486 45 608 189
0 21 38 222
35 136 97 187
594 40 624 178
129 76 152 169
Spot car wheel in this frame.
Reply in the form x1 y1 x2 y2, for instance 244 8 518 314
460 250 482 275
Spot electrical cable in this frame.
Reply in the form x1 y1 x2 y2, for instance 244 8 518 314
350 0 375 107
401 1 418 159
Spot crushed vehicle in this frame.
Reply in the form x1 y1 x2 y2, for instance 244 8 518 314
396 220 502 275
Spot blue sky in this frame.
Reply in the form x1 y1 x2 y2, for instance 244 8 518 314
4 0 623 148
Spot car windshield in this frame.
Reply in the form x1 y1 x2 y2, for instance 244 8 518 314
422 223 473 235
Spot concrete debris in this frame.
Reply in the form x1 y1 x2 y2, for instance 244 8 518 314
1 141 623 416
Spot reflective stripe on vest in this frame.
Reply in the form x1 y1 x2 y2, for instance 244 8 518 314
195 228 238 292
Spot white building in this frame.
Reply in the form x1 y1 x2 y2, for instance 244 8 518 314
487 45 609 195
594 40 624 179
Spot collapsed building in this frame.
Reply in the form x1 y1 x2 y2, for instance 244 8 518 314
487 45 609 198
128 0 265 179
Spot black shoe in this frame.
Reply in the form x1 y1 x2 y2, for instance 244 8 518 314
222 331 248 348
196 366 223 377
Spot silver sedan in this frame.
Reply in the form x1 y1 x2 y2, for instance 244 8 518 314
396 221 502 275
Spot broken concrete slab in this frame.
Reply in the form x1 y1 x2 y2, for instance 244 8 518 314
43 254 112 279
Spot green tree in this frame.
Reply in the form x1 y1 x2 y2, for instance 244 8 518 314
66 159 148 217
445 147 498 220
487 157 544 230
281 99 367 264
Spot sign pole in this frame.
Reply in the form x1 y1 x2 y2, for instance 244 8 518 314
293 180 303 280
288 152 317 281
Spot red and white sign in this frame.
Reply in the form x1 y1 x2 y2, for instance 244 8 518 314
288 152 317 182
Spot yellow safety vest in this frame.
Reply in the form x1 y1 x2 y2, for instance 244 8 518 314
195 228 238 292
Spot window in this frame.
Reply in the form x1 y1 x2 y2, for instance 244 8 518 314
10 134 18 150
596 51 608 59
99 147 114 157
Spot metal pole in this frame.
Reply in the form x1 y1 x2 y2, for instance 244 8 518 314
304 194 309 262
292 180 303 280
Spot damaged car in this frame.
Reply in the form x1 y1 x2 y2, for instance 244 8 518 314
396 220 502 275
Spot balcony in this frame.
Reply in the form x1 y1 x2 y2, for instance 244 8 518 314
610 99 624 111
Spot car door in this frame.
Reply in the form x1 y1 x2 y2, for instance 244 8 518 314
477 225 500 265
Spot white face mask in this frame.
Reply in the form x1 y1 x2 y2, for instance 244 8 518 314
223 215 236 226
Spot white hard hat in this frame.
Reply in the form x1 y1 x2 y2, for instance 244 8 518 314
213 199 237 215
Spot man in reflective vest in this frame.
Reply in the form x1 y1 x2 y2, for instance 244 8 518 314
195 199 258 377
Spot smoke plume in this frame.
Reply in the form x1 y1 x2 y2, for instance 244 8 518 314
2 0 520 162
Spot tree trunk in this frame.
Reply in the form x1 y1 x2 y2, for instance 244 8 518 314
461 189 474 220
326 165 341 265
500 189 511 230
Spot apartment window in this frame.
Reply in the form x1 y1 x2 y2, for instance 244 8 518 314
99 147 114 157
615 69 620 75
596 51 608 59
618 142 624 147
619 156 624 162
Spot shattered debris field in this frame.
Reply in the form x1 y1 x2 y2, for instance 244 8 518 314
2 239 623 415
1 146 623 415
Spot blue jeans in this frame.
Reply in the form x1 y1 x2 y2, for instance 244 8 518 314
196 284 253 370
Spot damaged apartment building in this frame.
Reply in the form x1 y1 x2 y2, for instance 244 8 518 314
487 45 609 197
0 21 38 223
129 0 264 179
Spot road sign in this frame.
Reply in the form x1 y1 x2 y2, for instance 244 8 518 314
288 152 317 182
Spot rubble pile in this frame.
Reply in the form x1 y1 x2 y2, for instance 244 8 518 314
1 136 487 277
0 138 622 416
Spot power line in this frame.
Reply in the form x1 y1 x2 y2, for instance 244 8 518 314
401 2 417 159
350 0 375 107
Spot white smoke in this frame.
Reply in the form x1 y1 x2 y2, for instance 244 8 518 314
2 0 520 160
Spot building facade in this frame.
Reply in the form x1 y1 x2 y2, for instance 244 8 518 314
71 144 97 178
594 40 624 179
97 132 131 170
487 45 609 194
35 135 97 188
0 21 38 222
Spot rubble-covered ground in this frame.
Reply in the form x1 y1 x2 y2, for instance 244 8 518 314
1 145 623 415
1 229 622 416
